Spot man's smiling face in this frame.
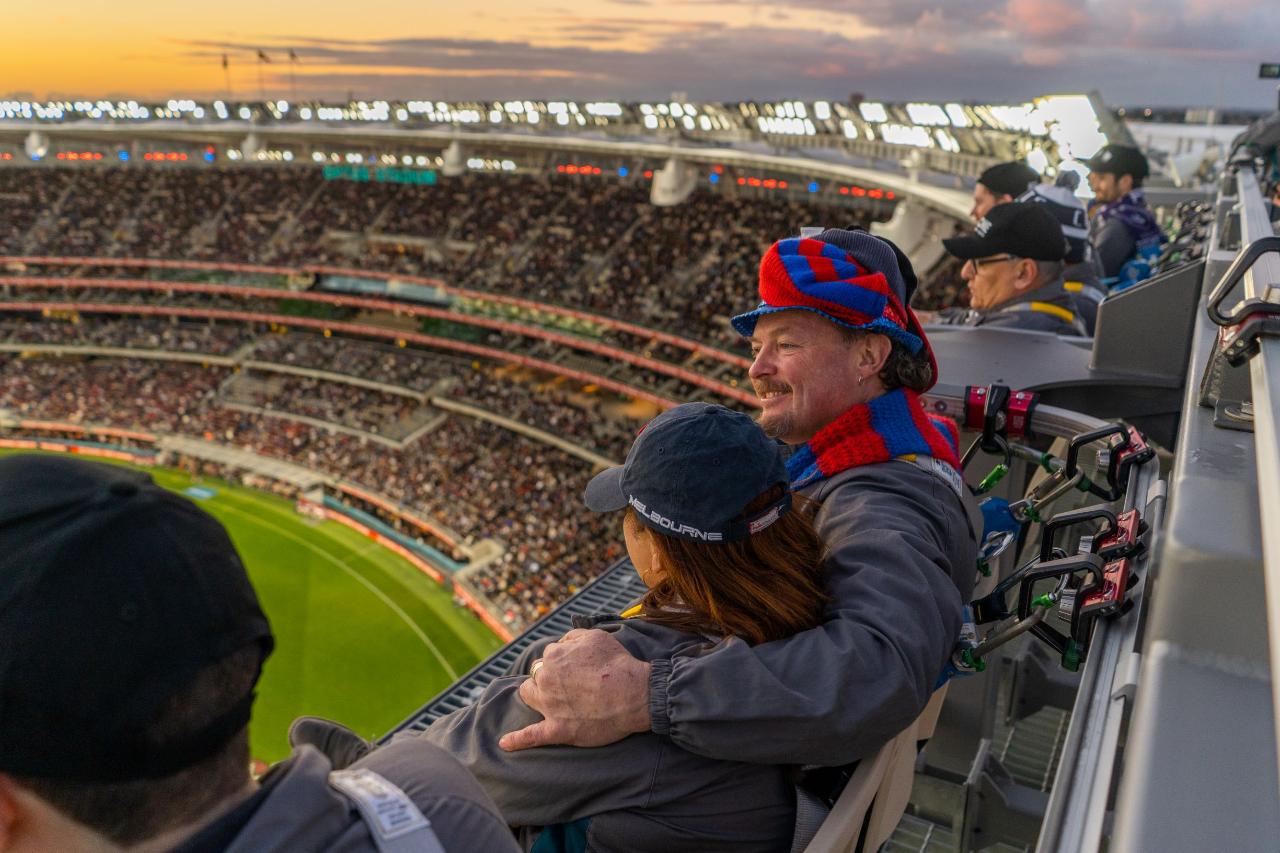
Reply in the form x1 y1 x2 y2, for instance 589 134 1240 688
747 311 865 445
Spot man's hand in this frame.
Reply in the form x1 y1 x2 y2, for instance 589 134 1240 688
499 628 652 752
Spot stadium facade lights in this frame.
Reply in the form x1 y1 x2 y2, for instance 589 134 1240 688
934 128 961 153
906 103 950 126
238 106 252 120
734 174 790 190
1033 94 1107 161
757 115 816 136
880 124 934 148
859 102 888 123
814 101 831 121
944 103 972 128
1026 147 1050 174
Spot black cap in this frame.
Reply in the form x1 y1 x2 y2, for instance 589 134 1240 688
1083 145 1149 180
977 162 1040 198
943 202 1068 262
584 403 790 542
0 455 274 782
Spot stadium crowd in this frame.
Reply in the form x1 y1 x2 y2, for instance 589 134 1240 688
247 332 452 392
2 167 884 350
448 364 637 461
0 353 615 626
0 316 252 354
221 370 432 441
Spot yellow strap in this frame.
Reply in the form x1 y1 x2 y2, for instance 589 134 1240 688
1029 301 1076 324
620 603 644 618
1063 281 1084 292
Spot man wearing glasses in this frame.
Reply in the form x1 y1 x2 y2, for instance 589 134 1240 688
925 202 1086 336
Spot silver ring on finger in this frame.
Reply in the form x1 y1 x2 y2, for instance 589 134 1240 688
529 658 545 681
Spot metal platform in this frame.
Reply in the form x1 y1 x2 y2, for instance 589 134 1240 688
387 557 648 735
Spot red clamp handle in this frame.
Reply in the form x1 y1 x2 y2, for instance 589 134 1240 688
962 385 1038 439
1095 508 1143 560
1006 390 1039 439
964 385 991 432
1077 556 1134 621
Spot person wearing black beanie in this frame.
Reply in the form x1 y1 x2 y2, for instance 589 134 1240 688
971 161 1041 221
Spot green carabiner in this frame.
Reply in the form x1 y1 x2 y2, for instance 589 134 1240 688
977 463 1010 494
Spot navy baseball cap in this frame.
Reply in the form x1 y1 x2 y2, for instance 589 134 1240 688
584 403 790 543
943 201 1068 262
0 455 274 782
1083 145 1149 181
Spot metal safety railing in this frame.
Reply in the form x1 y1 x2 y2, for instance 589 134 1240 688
1213 162 1280 782
1108 155 1280 853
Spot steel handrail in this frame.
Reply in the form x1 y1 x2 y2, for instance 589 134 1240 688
1232 164 1280 789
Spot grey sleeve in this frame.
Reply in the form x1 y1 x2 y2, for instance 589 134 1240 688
651 471 968 766
979 309 1071 334
358 737 522 853
932 307 972 326
418 676 663 828
1093 219 1136 278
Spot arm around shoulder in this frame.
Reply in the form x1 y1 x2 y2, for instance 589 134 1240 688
655 468 971 766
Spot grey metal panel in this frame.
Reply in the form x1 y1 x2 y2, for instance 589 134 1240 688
1113 641 1279 853
926 327 1186 446
1090 259 1204 381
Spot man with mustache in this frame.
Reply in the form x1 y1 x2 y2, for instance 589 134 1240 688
501 229 979 798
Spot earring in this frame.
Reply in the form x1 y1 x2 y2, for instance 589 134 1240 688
856 373 864 385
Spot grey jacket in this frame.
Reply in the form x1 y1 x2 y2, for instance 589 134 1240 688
422 618 797 852
183 740 519 853
1064 260 1105 336
935 277 1087 336
651 459 978 767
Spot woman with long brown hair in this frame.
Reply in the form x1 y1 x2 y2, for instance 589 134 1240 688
420 402 830 852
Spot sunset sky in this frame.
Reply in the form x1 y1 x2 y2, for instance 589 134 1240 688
3 0 1276 108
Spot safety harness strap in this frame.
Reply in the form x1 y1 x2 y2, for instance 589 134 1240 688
1005 301 1089 336
897 455 984 544
330 768 447 853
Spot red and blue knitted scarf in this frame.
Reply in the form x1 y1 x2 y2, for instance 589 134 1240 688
787 388 961 488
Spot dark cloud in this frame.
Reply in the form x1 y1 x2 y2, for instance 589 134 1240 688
178 0 1276 109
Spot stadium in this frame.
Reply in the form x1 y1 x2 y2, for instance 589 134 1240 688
1 28 1279 853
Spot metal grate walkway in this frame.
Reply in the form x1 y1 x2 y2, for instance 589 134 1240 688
385 557 646 736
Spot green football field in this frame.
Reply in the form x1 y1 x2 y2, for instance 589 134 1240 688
2 451 504 764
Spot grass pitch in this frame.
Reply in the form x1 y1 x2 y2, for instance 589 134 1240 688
4 452 503 764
